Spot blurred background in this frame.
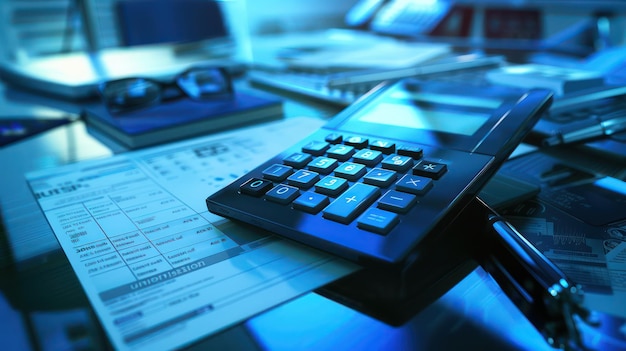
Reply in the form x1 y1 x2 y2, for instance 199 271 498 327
1 0 625 62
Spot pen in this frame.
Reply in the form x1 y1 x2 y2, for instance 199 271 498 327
543 114 626 146
477 200 596 349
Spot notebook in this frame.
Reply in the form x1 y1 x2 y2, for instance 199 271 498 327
82 90 284 149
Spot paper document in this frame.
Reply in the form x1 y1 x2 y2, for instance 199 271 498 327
251 29 451 70
282 41 451 69
26 117 358 350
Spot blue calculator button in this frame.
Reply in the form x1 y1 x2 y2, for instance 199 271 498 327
378 190 417 213
357 208 399 235
262 164 294 181
397 145 423 159
302 141 330 156
315 176 349 197
293 191 329 214
307 157 339 174
287 170 320 189
327 144 355 161
381 154 413 172
334 162 367 181
323 183 380 224
363 168 397 187
396 174 433 195
240 178 274 197
369 140 395 154
413 160 447 179
344 135 368 149
325 133 343 144
283 152 312 168
353 149 383 167
266 185 300 204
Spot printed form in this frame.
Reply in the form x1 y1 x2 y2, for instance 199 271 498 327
26 117 359 350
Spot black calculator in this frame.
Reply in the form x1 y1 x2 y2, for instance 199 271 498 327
206 79 553 266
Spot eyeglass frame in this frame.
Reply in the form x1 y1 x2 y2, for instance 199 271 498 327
98 65 235 114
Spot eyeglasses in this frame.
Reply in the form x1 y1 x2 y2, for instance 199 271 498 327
99 66 234 113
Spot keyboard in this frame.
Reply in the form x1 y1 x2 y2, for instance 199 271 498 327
248 54 505 106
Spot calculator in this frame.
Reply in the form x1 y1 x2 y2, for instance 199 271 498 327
206 79 553 266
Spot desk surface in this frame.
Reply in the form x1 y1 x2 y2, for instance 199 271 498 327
0 71 622 350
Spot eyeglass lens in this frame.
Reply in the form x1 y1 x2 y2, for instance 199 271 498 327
102 78 161 109
177 68 231 100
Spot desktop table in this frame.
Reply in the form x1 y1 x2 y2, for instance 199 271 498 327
0 74 618 350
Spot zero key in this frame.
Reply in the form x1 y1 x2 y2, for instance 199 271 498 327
240 178 273 197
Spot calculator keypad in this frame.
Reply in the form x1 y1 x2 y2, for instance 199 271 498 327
238 133 449 236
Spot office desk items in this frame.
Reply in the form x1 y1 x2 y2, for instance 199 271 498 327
480 201 593 350
25 116 358 351
206 78 553 266
424 65 626 147
491 151 626 350
543 111 626 146
99 65 234 113
82 89 283 149
249 53 505 106
0 43 240 101
317 196 592 349
247 28 457 104
532 84 626 146
580 129 626 160
485 63 605 96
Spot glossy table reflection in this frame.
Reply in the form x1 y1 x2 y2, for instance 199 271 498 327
246 268 552 351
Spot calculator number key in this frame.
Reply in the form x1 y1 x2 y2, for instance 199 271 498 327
353 149 383 167
325 133 343 144
302 141 330 156
262 164 294 181
240 178 273 197
287 170 320 189
266 185 300 204
283 152 312 168
344 136 368 149
369 140 395 154
308 157 338 174
323 183 381 224
315 176 349 197
327 144 355 161
334 162 367 181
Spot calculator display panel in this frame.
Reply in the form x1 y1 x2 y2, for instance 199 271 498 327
330 80 526 154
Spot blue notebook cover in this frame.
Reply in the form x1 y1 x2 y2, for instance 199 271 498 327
83 90 284 149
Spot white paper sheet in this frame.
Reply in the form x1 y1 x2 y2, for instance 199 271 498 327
26 117 359 350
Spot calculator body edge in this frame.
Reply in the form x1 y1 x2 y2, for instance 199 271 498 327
206 80 553 266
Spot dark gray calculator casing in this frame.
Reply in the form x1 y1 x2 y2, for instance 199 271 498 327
206 79 553 266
